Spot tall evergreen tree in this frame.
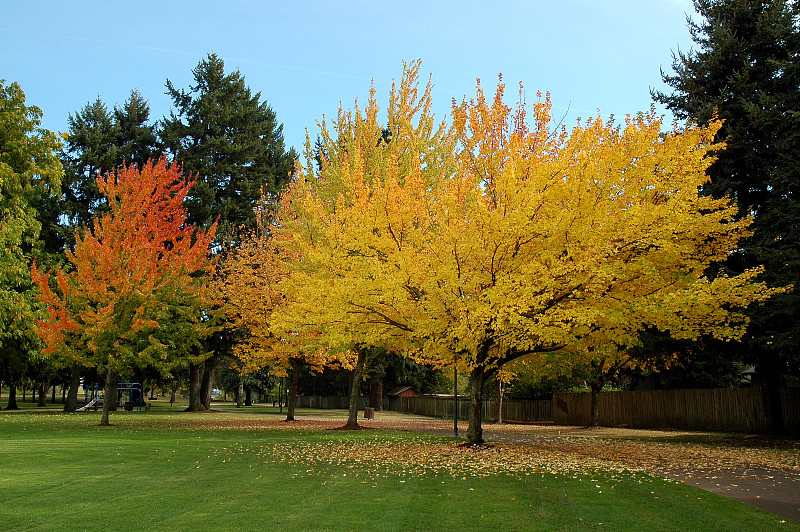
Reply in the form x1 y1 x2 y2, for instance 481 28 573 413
654 0 800 429
159 53 296 410
60 90 161 240
60 98 118 232
114 90 161 171
159 53 296 243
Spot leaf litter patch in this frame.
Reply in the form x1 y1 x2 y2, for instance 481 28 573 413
220 435 651 484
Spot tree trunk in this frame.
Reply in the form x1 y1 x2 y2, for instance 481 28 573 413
245 385 252 406
345 347 367 428
186 363 203 411
277 379 283 412
495 377 505 424
466 366 485 444
37 381 48 407
589 381 603 427
200 355 219 410
7 383 19 410
170 379 178 406
107 372 118 411
64 366 80 412
765 382 786 434
52 383 56 404
760 357 786 434
370 377 384 411
586 359 608 428
453 366 459 438
100 368 114 426
237 374 244 408
286 358 302 421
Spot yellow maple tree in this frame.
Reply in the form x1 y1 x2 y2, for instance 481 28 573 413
217 197 351 420
273 63 782 443
271 60 453 426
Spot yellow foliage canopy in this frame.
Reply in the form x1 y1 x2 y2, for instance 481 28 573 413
275 64 781 385
217 201 351 376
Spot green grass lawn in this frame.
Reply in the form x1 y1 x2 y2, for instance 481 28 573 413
0 408 796 531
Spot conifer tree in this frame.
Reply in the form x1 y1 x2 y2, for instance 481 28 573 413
654 0 800 430
114 90 161 173
160 53 296 243
60 91 161 241
60 98 118 232
160 53 296 409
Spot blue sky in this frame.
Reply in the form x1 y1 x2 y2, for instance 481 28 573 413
2 0 698 153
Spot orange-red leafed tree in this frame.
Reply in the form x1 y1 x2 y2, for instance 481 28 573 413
33 158 216 425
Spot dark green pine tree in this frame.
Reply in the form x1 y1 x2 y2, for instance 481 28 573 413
159 53 296 244
114 90 162 170
60 90 161 243
654 0 800 430
60 97 119 232
159 53 296 411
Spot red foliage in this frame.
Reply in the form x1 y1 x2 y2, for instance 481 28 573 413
33 158 216 363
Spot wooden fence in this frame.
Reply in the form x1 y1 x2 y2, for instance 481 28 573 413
503 399 554 423
384 396 472 420
554 387 800 435
294 387 798 434
293 395 368 410
780 387 800 434
385 395 553 423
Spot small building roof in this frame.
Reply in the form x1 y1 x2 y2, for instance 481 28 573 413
386 386 416 396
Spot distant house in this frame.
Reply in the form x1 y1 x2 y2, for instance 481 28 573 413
386 386 417 398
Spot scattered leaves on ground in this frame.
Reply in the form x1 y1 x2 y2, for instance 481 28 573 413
153 412 799 485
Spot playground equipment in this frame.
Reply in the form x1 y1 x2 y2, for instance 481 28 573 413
80 382 144 412
76 396 98 412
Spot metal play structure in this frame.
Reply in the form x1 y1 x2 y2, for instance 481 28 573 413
77 382 143 412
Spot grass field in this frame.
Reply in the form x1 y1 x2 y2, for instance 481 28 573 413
0 404 797 531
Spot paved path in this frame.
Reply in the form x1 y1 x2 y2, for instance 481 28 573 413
667 467 800 524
